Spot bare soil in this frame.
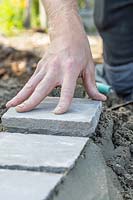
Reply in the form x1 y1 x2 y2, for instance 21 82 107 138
93 101 133 200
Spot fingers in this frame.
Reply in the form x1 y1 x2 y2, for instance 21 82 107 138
83 65 107 101
6 69 45 108
6 59 48 108
16 71 56 112
54 74 77 114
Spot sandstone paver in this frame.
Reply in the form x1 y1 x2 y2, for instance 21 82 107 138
2 97 102 136
0 132 88 172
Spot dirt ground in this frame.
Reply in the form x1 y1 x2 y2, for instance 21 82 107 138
0 33 133 200
94 102 133 199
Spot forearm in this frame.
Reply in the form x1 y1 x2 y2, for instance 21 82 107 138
41 0 85 40
42 0 78 16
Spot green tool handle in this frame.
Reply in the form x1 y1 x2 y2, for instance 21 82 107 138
96 83 112 94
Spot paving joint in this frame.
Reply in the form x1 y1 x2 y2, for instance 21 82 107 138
0 165 67 174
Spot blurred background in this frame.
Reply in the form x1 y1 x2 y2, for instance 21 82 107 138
0 0 103 114
0 0 103 79
0 0 95 35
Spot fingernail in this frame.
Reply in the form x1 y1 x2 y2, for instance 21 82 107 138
17 103 25 108
6 102 10 107
16 104 25 113
6 101 12 108
53 107 62 114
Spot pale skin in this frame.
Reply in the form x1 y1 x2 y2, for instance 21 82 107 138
6 0 106 114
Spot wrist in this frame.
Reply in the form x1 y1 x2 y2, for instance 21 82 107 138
49 13 85 40
42 0 85 40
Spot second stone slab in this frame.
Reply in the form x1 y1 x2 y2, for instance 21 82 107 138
0 132 88 173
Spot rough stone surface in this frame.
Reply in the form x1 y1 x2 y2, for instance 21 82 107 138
0 132 122 200
0 169 63 200
0 132 88 172
2 97 102 137
48 141 122 200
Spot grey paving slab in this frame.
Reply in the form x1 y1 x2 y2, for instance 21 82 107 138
0 132 122 200
2 97 102 136
50 142 122 200
0 169 63 200
0 132 88 172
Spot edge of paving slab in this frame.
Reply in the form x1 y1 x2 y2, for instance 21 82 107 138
0 169 64 200
45 140 123 200
0 132 89 174
0 132 123 200
2 98 102 137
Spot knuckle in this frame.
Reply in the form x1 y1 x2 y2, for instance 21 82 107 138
25 81 34 89
37 59 45 70
67 57 75 65
62 88 73 99
65 58 75 72
50 63 57 71
50 59 59 71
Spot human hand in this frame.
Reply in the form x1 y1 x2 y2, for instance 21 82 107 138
6 1 106 114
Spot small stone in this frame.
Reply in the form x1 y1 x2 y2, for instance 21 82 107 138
113 164 125 176
130 144 133 153
124 174 133 187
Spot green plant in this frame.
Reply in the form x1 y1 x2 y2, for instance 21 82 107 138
0 0 40 36
31 0 40 27
0 0 94 36
78 0 86 8
0 0 25 35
